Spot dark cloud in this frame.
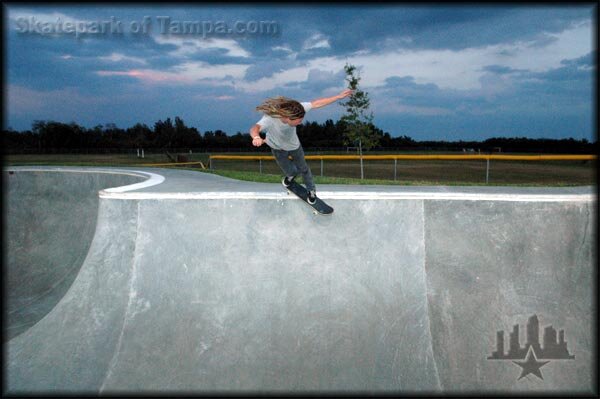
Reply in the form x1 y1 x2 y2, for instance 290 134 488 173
292 68 347 92
480 65 523 75
257 5 593 56
243 58 302 82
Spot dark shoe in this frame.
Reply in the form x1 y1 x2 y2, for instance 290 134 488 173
282 175 295 187
307 190 317 204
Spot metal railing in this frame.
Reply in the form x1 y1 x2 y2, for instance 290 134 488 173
208 154 597 184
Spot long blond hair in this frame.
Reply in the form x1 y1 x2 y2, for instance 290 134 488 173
255 96 305 119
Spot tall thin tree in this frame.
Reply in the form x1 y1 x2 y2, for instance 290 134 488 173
340 63 379 178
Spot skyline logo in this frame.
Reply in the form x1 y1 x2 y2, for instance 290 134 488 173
488 314 575 381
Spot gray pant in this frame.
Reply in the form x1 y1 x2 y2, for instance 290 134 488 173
271 146 316 192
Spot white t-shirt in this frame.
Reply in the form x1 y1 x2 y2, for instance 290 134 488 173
256 101 312 151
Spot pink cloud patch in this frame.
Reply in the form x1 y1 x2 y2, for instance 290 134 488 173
96 69 192 84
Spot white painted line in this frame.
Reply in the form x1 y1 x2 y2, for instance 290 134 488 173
5 167 165 193
102 171 164 193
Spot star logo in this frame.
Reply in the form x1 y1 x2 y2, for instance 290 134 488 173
512 346 550 380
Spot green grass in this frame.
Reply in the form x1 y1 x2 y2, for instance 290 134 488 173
199 169 589 187
208 158 596 186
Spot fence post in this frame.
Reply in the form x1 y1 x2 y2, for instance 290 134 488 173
394 158 397 181
359 140 364 180
259 159 262 174
359 157 362 179
486 158 490 184
321 158 324 177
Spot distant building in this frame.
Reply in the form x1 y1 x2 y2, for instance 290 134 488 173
489 314 575 360
491 331 505 358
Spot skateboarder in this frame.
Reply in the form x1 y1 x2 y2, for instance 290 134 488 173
250 89 353 204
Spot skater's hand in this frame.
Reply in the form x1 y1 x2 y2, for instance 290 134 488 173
252 136 265 147
338 89 354 99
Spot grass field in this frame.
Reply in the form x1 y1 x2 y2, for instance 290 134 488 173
4 152 596 186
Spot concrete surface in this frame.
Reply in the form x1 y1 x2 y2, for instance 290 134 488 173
4 169 145 340
3 166 597 395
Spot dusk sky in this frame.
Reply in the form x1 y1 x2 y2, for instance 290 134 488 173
5 4 597 141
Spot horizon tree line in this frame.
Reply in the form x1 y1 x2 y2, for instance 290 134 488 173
2 117 595 154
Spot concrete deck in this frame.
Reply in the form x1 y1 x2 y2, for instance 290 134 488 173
4 166 597 395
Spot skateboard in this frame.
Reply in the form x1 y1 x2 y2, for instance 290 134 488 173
285 180 334 215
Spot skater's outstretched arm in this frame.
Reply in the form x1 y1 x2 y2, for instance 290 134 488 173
311 89 353 109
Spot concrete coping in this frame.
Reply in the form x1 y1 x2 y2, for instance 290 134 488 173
98 190 595 202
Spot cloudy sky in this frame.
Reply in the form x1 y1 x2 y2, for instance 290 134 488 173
5 4 597 141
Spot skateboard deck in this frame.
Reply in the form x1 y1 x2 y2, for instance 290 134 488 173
286 180 334 215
